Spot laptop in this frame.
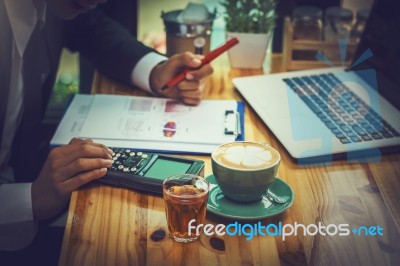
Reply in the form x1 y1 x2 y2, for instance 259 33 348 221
233 0 400 162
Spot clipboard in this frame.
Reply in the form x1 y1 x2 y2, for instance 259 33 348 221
50 94 245 155
224 102 244 141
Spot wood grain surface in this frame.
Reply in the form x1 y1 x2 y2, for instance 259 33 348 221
59 54 400 266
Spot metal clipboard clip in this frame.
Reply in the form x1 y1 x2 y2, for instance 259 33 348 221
224 110 241 139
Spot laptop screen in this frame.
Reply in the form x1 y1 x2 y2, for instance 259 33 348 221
352 0 400 110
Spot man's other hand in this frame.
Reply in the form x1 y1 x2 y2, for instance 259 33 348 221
149 52 213 105
31 138 113 220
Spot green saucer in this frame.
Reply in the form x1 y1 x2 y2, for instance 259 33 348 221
206 175 294 220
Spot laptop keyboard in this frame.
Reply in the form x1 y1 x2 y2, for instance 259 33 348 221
283 73 400 144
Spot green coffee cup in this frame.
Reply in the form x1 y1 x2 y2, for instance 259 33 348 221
211 141 281 203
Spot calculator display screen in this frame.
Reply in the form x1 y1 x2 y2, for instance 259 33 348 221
144 158 192 179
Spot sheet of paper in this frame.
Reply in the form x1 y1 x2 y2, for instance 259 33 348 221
79 94 237 145
51 94 242 154
51 94 94 145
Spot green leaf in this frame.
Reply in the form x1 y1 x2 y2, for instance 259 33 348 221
220 0 277 33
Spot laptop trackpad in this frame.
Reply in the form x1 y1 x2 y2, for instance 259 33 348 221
251 84 311 120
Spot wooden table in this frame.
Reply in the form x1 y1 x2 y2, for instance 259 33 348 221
59 54 400 266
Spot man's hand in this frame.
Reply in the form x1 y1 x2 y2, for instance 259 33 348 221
149 52 213 105
31 138 113 220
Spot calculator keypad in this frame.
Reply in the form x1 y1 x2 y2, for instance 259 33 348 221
110 148 153 174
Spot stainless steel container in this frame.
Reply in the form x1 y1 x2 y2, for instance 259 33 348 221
162 8 216 56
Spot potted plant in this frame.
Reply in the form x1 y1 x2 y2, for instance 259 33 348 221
221 0 277 69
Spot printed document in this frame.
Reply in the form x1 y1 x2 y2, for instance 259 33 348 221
51 94 242 154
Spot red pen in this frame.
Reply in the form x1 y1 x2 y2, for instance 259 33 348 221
161 37 239 91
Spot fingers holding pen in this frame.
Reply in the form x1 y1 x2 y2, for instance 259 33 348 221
175 79 206 105
185 63 213 81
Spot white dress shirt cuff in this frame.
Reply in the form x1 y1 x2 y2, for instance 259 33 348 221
131 52 168 94
0 183 36 251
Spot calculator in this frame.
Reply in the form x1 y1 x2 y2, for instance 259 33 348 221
97 148 205 194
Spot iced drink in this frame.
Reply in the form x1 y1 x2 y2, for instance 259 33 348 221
163 174 209 243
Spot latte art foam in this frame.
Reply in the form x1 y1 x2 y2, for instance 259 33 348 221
213 143 279 170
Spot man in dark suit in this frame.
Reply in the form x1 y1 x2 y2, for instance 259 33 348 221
0 0 212 252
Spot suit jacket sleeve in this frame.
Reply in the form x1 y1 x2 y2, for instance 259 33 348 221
63 9 156 86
